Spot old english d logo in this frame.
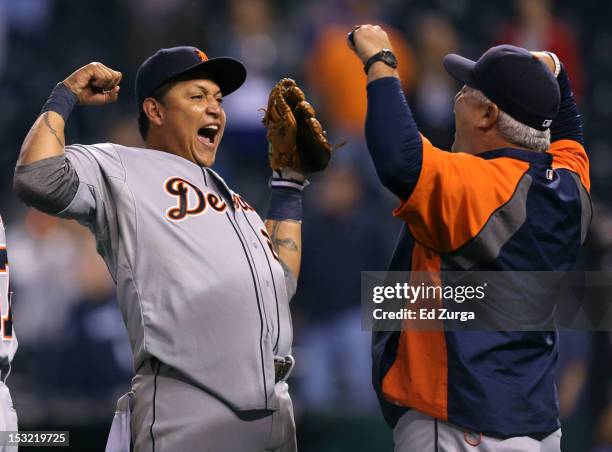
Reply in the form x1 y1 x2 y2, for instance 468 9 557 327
164 177 206 221
195 49 208 62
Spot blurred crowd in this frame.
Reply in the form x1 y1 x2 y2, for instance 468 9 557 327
0 0 611 450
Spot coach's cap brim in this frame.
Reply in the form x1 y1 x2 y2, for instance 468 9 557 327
443 54 479 89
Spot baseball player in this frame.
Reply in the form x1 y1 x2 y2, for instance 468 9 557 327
14 47 331 451
349 25 589 451
0 217 18 451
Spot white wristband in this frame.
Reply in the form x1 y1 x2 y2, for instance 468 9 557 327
545 51 561 78
269 169 310 191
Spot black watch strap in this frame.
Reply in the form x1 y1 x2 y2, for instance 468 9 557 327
364 49 398 74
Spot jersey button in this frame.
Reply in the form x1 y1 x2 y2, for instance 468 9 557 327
253 241 259 248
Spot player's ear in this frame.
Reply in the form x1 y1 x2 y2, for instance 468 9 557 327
142 98 164 127
478 102 499 131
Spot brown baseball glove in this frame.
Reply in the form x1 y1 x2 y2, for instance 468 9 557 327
262 78 336 174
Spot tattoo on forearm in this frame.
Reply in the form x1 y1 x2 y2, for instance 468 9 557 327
274 237 298 252
43 112 64 147
270 221 299 253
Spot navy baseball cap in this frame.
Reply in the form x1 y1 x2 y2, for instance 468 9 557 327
135 46 247 108
443 45 560 131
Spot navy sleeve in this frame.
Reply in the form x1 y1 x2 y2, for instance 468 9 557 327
365 77 423 200
550 64 584 146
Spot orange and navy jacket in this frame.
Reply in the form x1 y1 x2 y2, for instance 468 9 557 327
365 66 591 437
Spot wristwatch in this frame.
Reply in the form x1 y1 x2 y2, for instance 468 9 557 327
364 49 398 74
544 51 561 78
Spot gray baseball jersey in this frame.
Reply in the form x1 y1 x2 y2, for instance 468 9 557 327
58 143 293 411
0 217 17 367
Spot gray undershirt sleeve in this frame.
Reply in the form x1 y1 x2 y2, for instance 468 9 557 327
13 155 80 214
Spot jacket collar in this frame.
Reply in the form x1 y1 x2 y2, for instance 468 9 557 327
476 147 553 165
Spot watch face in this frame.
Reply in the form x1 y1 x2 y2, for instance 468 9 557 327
381 50 398 68
364 49 399 74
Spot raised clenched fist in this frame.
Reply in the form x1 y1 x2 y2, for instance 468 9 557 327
62 62 122 105
348 24 394 64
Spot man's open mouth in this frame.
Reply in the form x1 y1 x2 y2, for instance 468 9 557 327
197 124 219 145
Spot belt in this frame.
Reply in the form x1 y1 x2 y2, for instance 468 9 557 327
274 355 295 383
458 426 555 443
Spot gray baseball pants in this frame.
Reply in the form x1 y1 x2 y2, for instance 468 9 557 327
394 410 561 452
0 381 17 452
106 358 296 452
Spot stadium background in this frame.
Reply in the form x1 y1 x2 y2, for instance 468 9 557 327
0 0 611 450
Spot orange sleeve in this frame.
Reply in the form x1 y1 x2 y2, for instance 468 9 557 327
549 140 590 192
393 136 530 253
